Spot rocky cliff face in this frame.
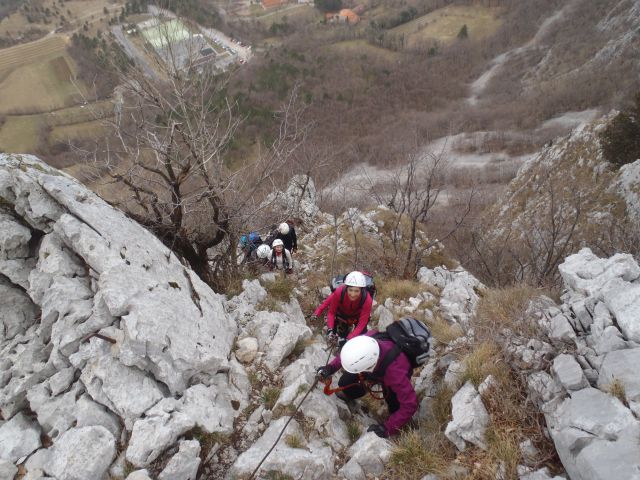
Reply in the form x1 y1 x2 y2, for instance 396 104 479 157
3 153 640 480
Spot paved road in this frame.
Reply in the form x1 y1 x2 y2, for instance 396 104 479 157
111 25 162 82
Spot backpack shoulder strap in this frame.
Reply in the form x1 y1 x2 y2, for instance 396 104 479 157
376 344 401 378
359 290 368 308
340 285 346 303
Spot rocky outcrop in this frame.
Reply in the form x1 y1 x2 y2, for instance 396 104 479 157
444 381 489 451
0 155 238 477
260 174 319 226
526 248 640 479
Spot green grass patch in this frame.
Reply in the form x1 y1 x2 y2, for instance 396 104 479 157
390 5 502 49
261 386 281 410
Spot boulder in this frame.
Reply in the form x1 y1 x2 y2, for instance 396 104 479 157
42 426 116 480
445 381 489 451
179 383 236 434
547 387 640 480
376 306 394 332
438 269 484 326
558 248 640 297
229 417 333 479
158 440 201 480
597 348 640 407
592 326 627 355
126 471 153 480
77 340 164 426
235 337 259 364
0 460 18 480
0 277 39 342
0 412 41 462
603 283 640 343
126 399 196 467
548 314 577 344
337 432 393 480
551 354 588 392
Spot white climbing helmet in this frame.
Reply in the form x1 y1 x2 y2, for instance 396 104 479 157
257 244 271 259
344 271 366 288
341 336 380 374
278 222 290 235
272 239 284 248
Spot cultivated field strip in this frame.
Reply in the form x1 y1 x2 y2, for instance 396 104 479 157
0 35 68 73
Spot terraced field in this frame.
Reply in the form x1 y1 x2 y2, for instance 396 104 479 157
0 35 68 76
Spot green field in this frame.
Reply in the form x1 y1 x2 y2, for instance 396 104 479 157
390 5 502 48
142 19 192 50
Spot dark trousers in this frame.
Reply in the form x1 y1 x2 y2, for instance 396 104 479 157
335 317 368 340
337 373 400 414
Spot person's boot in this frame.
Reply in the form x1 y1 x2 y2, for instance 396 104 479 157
336 391 353 403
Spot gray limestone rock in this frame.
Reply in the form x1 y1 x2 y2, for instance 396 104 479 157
552 354 588 392
229 417 333 480
547 387 640 480
597 348 640 406
558 248 640 297
0 412 41 462
158 440 201 480
548 314 576 344
235 337 259 364
376 305 395 332
126 398 196 467
0 277 39 342
445 381 489 451
603 283 640 343
0 460 18 480
43 426 116 480
338 432 393 480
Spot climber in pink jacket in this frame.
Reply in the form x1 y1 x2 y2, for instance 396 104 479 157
312 271 373 347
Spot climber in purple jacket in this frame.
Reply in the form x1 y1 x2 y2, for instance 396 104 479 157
316 331 418 437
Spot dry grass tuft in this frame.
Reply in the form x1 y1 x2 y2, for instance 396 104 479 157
388 429 455 479
460 341 506 388
426 315 464 345
607 378 627 405
474 285 545 339
378 278 424 302
284 433 305 449
263 276 295 302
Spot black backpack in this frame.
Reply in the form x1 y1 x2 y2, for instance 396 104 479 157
375 317 432 372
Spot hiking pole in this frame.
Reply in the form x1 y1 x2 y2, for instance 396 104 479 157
248 344 336 480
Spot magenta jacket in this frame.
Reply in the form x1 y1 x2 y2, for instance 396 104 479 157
328 331 418 435
313 285 372 339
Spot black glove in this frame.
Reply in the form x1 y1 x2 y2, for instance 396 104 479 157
326 329 339 346
367 424 388 438
316 366 333 382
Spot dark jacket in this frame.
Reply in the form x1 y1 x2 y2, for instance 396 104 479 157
274 225 297 252
328 331 418 435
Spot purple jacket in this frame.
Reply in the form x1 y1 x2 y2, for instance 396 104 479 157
328 331 418 436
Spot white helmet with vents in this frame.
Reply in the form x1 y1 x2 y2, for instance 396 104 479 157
341 335 380 373
257 244 271 259
272 239 284 247
278 222 290 235
344 271 366 288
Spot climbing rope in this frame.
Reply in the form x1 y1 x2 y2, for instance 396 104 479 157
248 343 336 480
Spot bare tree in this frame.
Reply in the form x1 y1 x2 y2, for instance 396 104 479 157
369 144 472 278
85 20 307 289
